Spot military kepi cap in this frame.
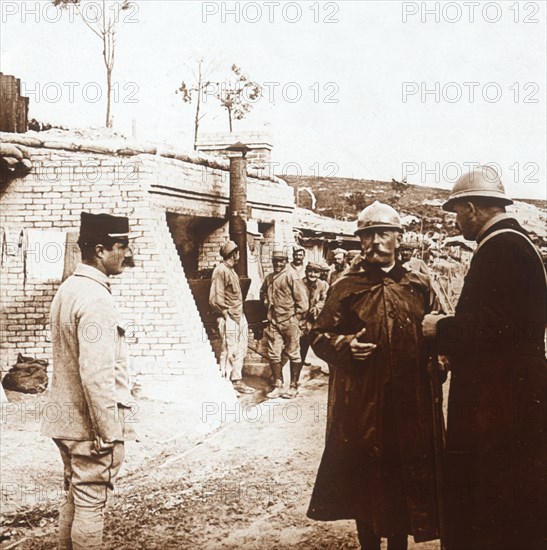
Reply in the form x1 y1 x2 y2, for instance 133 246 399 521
272 249 288 260
79 212 132 243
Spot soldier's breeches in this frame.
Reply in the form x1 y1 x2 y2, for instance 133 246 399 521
218 314 248 381
265 318 301 363
54 439 125 550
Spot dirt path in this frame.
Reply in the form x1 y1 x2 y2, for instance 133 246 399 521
2 371 442 550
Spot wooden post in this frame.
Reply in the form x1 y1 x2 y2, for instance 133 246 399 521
0 73 28 133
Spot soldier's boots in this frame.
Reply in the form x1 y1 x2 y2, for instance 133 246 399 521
281 385 298 399
281 361 303 399
267 361 284 398
266 379 284 399
232 380 255 394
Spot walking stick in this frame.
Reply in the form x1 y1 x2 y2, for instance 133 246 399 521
428 349 447 550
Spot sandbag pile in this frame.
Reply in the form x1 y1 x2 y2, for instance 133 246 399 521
0 143 32 182
2 353 48 394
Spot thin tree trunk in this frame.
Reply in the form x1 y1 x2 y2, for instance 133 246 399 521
228 107 233 132
73 0 117 129
106 67 112 128
102 0 110 128
193 62 202 149
101 0 115 128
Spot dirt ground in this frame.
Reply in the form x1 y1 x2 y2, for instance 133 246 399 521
1 362 442 550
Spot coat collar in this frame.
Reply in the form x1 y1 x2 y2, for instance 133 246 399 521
359 260 406 283
476 214 523 244
271 266 288 281
73 263 111 292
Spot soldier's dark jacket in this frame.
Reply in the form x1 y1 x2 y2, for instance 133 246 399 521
436 216 547 550
307 260 440 542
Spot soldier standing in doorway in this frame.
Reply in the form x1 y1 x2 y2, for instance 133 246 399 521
209 240 255 395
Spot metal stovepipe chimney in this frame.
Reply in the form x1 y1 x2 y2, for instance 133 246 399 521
226 141 250 278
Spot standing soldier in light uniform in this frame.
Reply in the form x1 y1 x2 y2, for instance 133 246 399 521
423 166 547 550
299 262 329 369
308 202 441 550
209 240 254 394
42 212 137 550
328 248 348 286
289 244 307 279
260 249 309 398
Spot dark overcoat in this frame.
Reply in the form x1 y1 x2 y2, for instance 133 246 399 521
436 217 547 550
307 261 440 542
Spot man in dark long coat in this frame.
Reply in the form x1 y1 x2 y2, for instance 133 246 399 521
423 166 547 550
308 201 442 550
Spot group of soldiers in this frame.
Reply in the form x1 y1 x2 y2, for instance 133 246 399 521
209 235 368 399
41 165 545 549
209 241 329 399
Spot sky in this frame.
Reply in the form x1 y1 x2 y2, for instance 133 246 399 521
1 0 546 200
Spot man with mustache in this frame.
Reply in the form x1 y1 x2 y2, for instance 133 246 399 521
293 262 329 391
423 166 547 550
290 245 307 279
328 248 348 285
42 212 136 550
307 201 441 550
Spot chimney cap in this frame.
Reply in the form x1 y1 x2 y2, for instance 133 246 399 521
226 141 250 156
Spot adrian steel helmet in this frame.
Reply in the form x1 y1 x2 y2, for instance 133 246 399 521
442 165 513 212
355 201 403 234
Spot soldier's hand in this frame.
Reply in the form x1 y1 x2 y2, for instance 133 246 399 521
350 328 377 361
217 316 226 334
92 435 115 456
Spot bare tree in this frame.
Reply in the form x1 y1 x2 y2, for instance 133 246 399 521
53 0 133 128
176 58 214 150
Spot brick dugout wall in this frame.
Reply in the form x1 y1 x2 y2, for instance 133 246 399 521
0 130 295 395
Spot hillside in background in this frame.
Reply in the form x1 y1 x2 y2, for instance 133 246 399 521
282 176 547 240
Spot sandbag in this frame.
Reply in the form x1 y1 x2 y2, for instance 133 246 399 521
2 353 48 394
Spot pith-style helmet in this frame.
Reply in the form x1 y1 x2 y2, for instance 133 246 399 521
442 165 513 212
355 201 403 235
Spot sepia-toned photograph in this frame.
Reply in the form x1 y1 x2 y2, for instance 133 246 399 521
1 1 546 548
